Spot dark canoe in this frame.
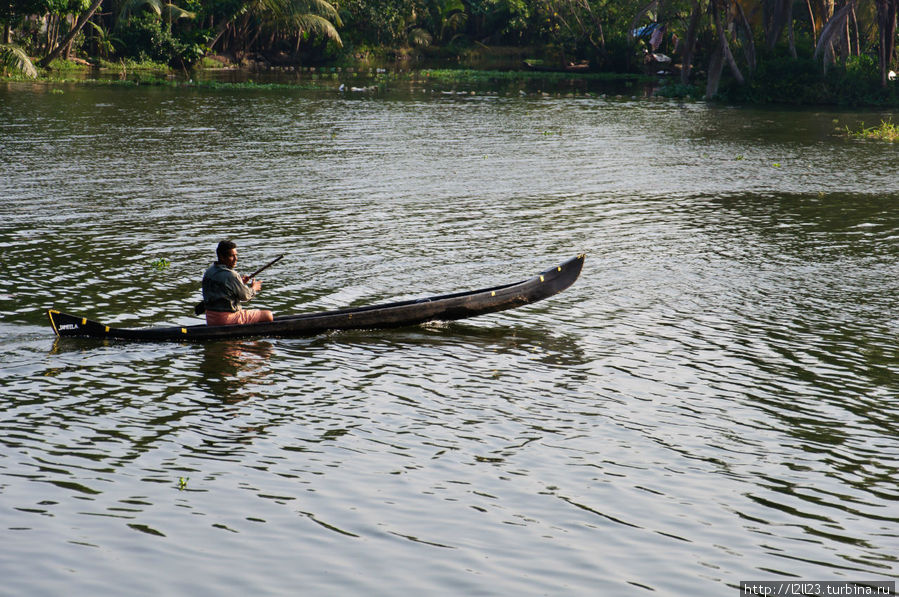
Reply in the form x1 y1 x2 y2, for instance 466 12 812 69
48 254 584 341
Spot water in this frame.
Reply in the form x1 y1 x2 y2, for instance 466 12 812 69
1 79 898 596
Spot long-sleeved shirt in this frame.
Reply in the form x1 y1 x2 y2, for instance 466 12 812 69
202 262 256 312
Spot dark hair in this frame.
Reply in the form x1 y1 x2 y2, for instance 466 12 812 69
216 240 237 261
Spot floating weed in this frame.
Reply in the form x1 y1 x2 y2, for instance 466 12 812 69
773 162 781 168
150 258 171 270
846 120 899 142
178 477 188 490
735 155 744 160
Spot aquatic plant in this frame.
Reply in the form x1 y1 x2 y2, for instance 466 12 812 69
150 258 171 270
846 120 899 142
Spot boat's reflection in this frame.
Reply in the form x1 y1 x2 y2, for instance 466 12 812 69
198 340 275 403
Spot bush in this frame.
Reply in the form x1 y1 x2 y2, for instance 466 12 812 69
115 12 206 68
714 51 899 106
826 54 883 106
655 82 702 99
741 56 829 104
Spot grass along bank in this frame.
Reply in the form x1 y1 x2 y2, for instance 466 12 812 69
2 59 660 97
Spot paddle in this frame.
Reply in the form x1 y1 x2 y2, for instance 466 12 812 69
194 254 284 316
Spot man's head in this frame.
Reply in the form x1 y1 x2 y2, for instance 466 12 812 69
216 240 238 268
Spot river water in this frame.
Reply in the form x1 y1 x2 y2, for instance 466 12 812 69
1 78 898 596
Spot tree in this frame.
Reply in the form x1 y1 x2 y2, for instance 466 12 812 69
1 0 46 44
873 0 897 85
408 0 468 47
210 0 341 56
37 0 102 67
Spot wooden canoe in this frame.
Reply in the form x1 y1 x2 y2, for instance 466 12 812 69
48 254 584 341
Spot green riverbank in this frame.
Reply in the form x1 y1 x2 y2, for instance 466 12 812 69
4 56 899 109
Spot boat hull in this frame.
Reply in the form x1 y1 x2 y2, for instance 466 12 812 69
48 254 584 341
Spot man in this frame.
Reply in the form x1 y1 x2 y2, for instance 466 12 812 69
202 240 274 326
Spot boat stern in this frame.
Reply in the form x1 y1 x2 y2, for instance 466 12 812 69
47 310 111 338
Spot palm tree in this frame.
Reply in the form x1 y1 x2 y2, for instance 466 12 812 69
813 0 856 65
407 0 468 47
211 0 341 56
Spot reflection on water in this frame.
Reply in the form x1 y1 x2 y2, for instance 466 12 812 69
199 341 275 402
1 82 898 595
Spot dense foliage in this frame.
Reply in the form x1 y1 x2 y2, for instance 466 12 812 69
1 0 898 104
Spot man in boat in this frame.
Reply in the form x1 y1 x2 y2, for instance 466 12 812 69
202 240 274 326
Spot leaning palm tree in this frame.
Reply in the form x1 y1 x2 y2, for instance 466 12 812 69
1 43 38 77
38 0 104 68
813 0 857 65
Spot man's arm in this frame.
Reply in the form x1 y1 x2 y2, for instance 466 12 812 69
228 271 257 302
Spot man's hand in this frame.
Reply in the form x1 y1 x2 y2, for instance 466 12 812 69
251 279 263 292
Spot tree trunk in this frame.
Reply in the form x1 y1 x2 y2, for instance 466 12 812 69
766 0 793 49
715 0 745 85
806 0 817 46
734 1 757 72
680 0 702 85
840 15 850 62
705 44 725 98
38 0 103 68
875 0 898 86
788 2 798 58
209 19 232 50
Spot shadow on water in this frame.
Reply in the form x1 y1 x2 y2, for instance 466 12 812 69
314 320 589 363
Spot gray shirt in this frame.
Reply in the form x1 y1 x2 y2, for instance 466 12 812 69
202 262 256 312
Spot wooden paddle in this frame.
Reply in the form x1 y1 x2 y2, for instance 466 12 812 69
194 255 284 316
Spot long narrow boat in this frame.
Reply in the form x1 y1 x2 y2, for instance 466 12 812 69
48 254 584 341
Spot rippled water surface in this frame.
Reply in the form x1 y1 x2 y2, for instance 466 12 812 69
1 80 898 596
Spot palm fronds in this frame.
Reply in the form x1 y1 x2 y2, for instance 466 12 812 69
0 44 38 78
296 0 341 26
290 13 342 45
408 27 434 47
118 0 196 24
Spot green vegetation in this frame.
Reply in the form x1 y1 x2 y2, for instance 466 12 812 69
0 42 37 76
846 119 899 141
1 0 898 105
